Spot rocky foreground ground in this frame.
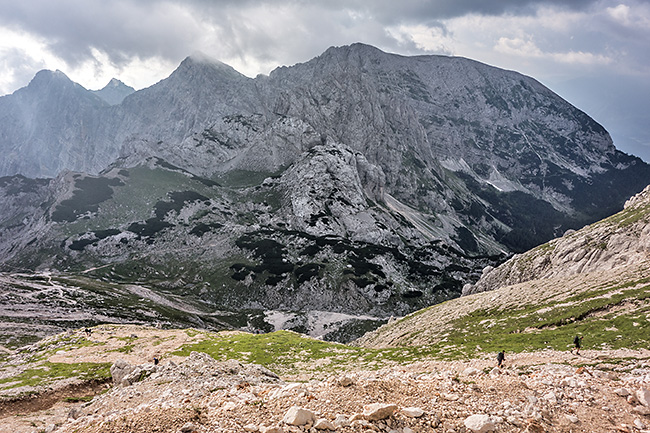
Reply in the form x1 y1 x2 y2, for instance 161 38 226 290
0 326 648 433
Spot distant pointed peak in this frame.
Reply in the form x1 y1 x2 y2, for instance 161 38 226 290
175 52 247 80
28 69 74 89
99 78 134 92
107 78 124 87
187 50 220 64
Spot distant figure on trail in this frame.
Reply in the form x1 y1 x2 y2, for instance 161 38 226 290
571 335 583 355
84 328 92 336
497 350 505 368
153 356 159 365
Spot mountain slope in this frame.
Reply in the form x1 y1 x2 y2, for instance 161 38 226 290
464 184 650 295
356 185 650 353
0 71 108 178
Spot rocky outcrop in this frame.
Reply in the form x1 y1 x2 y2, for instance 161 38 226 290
463 184 650 295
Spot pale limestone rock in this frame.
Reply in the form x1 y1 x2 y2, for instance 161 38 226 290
283 406 316 426
363 403 398 421
222 401 237 411
633 405 650 416
637 388 650 407
179 422 198 433
314 419 336 430
543 391 558 404
402 407 425 418
110 359 136 386
614 388 631 397
333 414 351 427
338 376 354 387
464 414 496 433
243 424 259 432
566 415 579 424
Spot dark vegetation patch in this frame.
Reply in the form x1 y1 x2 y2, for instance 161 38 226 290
68 229 121 251
457 172 575 252
228 228 491 305
154 191 210 219
453 226 479 253
265 275 285 286
189 222 224 237
294 263 323 284
153 158 181 171
51 176 124 223
195 177 220 187
235 235 293 275
0 175 50 195
127 218 173 238
69 238 96 251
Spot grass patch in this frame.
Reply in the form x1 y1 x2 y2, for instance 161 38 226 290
31 335 103 361
413 279 650 358
64 395 95 403
0 362 112 390
171 330 431 376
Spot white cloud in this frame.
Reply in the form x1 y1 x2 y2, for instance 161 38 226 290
495 36 612 65
386 24 454 55
607 3 632 22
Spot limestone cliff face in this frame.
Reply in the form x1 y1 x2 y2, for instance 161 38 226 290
463 184 650 295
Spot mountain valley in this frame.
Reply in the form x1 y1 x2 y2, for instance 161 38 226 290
0 43 649 343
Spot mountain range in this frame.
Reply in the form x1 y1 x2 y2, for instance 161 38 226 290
0 43 648 342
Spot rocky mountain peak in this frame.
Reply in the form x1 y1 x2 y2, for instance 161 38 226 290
175 52 249 82
23 69 94 100
92 78 135 105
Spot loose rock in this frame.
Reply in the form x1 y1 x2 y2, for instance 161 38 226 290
283 406 316 426
464 414 496 433
363 403 398 421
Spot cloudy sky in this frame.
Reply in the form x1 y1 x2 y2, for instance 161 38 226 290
1 0 649 160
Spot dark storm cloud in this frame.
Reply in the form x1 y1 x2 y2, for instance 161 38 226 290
331 0 599 23
0 0 605 71
0 0 205 67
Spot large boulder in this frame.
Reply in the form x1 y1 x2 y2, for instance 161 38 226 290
110 359 136 386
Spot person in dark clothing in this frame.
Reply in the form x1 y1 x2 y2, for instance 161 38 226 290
571 335 583 355
497 350 505 368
